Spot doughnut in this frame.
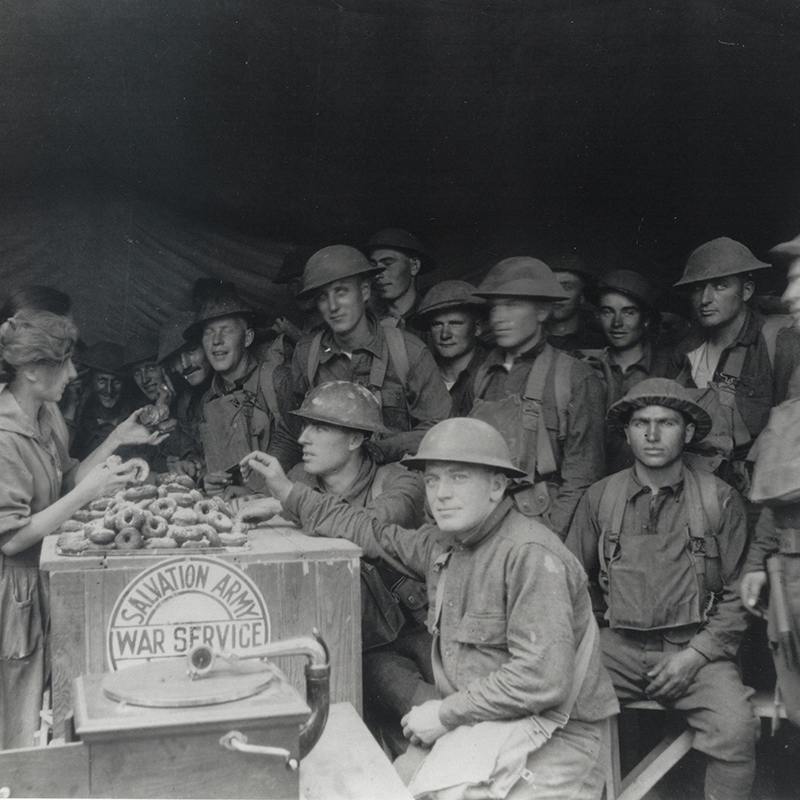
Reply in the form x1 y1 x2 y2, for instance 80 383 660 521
147 497 177 521
194 500 216 519
172 492 195 509
89 497 116 513
87 526 117 545
207 511 233 533
120 457 150 484
115 527 144 549
106 454 123 468
114 506 145 531
182 539 209 549
142 514 169 539
189 489 204 504
205 527 222 548
59 520 84 533
173 474 195 490
72 509 94 523
171 525 205 545
87 541 116 551
218 532 248 548
145 537 178 549
86 508 107 520
57 530 88 553
157 418 178 433
123 484 159 502
157 471 180 486
210 497 234 518
172 507 199 526
139 403 169 427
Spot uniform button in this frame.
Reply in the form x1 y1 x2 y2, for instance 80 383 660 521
408 596 415 603
445 648 452 656
447 600 453 607
481 634 487 641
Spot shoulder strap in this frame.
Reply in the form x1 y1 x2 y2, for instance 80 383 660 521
432 549 453 636
473 360 492 400
256 360 282 426
522 343 554 401
553 351 572 440
683 465 721 540
597 471 630 579
555 618 597 720
306 330 325 387
718 344 747 384
383 326 410 385
370 465 387 500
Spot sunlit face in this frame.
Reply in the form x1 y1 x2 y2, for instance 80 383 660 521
782 260 800 332
315 278 370 337
370 248 420 301
488 297 549 356
91 370 122 409
689 276 753 330
625 405 694 470
550 271 585 322
170 343 211 387
429 309 480 362
131 361 163 401
297 421 362 477
422 461 505 536
31 357 78 403
202 315 253 377
598 291 647 351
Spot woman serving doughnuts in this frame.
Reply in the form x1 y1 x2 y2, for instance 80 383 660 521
0 310 168 750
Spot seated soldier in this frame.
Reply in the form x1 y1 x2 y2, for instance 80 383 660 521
413 280 488 417
240 380 431 755
240 418 619 799
71 341 130 459
566 378 758 800
268 245 451 470
184 291 283 499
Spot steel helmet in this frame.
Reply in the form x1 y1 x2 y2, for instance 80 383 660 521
674 237 770 288
290 381 388 434
183 294 262 342
593 269 659 311
415 280 485 321
298 245 382 300
401 418 527 478
473 257 570 301
365 228 435 273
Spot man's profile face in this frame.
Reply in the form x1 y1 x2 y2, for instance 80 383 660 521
625 405 694 470
202 315 252 376
371 248 420 301
171 343 211 387
689 275 752 330
315 277 370 337
550 270 584 322
423 461 503 535
297 421 360 476
429 309 480 362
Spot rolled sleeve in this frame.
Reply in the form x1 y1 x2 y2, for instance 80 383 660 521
0 450 34 542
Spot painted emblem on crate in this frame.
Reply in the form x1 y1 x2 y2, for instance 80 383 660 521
107 556 271 669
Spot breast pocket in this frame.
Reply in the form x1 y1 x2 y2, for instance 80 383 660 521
456 612 508 647
379 384 409 433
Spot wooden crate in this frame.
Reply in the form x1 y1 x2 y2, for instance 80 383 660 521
41 526 362 733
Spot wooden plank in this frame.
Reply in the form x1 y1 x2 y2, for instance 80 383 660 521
316 557 361 712
300 703 412 800
0 742 89 798
618 729 693 800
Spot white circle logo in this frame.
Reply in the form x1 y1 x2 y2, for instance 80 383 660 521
107 556 271 670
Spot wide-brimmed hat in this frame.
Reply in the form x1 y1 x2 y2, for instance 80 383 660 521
364 229 435 273
606 378 712 442
473 257 570 301
184 295 262 342
297 245 383 300
290 381 388 434
158 312 197 364
414 280 485 322
77 341 124 375
120 334 160 371
674 238 770 288
401 418 528 478
592 269 659 311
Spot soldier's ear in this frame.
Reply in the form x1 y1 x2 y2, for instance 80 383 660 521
409 257 422 278
684 421 695 445
490 471 508 501
244 327 255 348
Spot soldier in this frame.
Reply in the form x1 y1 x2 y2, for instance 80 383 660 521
240 381 431 755
591 269 671 473
240 418 619 799
268 245 451 469
545 252 607 353
120 333 166 406
186 292 282 497
365 228 434 331
413 280 488 417
465 257 606 538
567 379 758 800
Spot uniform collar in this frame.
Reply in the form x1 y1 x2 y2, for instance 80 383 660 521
483 336 548 371
318 313 384 362
210 354 259 396
453 495 515 550
677 305 757 354
603 340 654 373
625 464 685 500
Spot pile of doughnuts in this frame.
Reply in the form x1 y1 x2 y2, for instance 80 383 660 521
56 463 249 554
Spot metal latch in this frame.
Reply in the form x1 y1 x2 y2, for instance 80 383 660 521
220 730 299 771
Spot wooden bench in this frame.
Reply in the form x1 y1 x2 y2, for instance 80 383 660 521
603 689 785 800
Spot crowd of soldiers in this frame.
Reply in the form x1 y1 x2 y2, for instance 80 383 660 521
4 226 800 799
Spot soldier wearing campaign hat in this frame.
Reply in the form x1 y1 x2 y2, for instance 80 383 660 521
465 256 607 539
568 378 757 800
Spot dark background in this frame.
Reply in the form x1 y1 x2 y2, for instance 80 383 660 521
2 0 799 341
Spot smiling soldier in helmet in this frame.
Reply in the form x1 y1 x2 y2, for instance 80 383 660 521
241 380 431 755
239 417 618 799
268 245 451 470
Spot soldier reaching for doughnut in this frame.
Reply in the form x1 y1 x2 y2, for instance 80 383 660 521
0 310 168 751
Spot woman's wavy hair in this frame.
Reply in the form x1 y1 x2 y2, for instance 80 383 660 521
0 310 78 383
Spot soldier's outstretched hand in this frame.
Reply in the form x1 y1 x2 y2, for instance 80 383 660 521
240 452 293 502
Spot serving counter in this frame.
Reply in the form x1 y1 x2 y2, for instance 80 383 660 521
40 525 362 734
